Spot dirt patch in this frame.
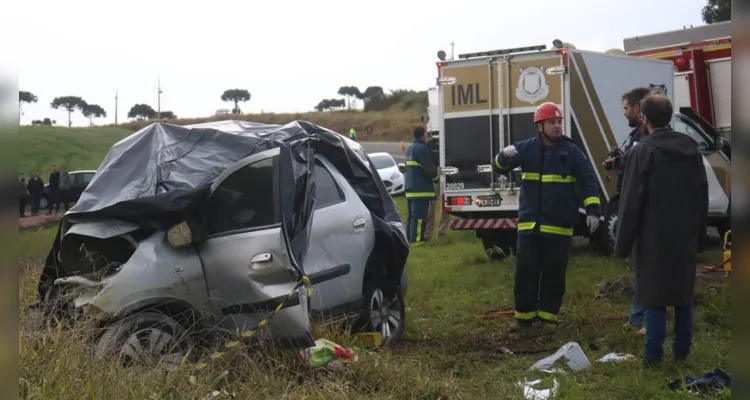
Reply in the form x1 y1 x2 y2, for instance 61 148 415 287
19 214 61 231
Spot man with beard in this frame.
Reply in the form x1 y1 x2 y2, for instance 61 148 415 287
603 87 651 335
615 94 708 366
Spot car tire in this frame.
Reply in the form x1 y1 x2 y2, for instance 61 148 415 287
479 229 517 261
94 311 193 371
39 196 49 210
592 200 619 256
358 278 406 347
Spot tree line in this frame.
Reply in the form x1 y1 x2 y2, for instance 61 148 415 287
18 88 253 126
316 86 428 113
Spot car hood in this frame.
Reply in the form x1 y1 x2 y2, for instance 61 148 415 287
377 166 400 180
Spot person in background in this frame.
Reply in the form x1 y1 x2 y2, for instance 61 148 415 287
424 131 448 240
604 87 651 335
47 164 61 215
404 126 438 246
27 172 44 217
349 128 357 141
19 173 29 218
615 94 708 366
59 166 71 212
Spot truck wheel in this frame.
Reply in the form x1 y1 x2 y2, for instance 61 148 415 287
479 230 517 261
592 209 618 256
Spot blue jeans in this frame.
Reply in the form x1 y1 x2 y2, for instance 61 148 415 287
628 296 646 327
644 304 694 362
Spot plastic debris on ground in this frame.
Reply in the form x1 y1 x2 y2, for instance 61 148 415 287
299 339 359 367
517 377 560 400
668 368 731 395
597 352 635 362
206 389 235 399
530 342 592 372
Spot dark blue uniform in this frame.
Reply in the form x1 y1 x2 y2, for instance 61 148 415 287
405 138 438 246
494 135 601 324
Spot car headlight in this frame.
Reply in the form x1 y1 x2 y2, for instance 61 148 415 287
390 171 401 180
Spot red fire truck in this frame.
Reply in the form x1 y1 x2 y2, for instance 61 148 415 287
623 21 731 139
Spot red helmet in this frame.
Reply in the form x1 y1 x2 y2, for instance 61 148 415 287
533 102 563 123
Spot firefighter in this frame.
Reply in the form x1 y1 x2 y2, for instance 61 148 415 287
405 126 439 246
349 128 357 141
493 102 601 330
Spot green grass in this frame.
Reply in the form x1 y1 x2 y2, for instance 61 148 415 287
18 198 731 399
19 126 132 176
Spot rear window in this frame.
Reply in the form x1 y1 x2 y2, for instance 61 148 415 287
370 155 395 169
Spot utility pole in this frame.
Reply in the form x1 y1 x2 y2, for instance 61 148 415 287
450 41 455 60
114 90 119 124
156 78 163 120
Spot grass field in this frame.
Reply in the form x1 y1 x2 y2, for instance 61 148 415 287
114 109 421 142
19 126 132 176
18 197 731 399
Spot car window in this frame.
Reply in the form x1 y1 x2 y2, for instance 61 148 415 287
72 174 85 186
673 117 711 151
82 173 95 184
370 155 396 169
206 156 280 235
314 160 344 209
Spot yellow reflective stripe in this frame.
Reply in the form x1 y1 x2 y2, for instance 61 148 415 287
405 192 435 198
538 311 558 322
521 173 575 183
416 219 423 243
517 222 573 236
432 176 439 182
495 154 510 170
406 160 421 167
410 241 426 248
515 311 538 320
539 225 573 236
584 196 601 206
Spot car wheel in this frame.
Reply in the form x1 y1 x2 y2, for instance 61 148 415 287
360 279 406 347
94 311 193 371
39 196 48 210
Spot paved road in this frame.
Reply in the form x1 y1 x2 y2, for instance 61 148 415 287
361 141 405 163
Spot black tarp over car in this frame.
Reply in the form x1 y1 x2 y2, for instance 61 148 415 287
37 120 409 301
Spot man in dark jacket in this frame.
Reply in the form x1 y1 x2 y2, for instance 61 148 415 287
47 164 61 215
405 126 438 246
19 173 29 218
59 166 72 212
615 94 709 365
27 172 44 217
494 102 601 330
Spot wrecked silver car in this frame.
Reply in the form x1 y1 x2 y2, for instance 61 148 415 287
32 120 409 365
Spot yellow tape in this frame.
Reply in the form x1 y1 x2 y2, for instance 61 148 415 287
188 275 312 385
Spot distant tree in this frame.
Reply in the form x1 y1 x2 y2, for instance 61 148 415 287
358 86 386 108
337 86 362 110
220 89 251 114
314 98 346 112
127 103 156 120
50 96 86 127
702 0 730 23
19 91 38 116
158 111 176 119
80 103 107 126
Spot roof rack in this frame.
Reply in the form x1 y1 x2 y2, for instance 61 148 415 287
457 44 547 60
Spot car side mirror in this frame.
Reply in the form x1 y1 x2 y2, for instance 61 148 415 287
398 163 406 173
715 136 727 151
166 221 194 248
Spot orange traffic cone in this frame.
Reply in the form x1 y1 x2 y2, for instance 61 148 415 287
401 141 406 152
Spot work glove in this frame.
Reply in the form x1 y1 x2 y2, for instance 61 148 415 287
502 145 518 158
586 215 600 234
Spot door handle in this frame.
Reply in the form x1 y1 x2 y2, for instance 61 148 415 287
251 253 273 263
353 217 366 229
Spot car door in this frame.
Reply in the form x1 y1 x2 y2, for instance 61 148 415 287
197 148 314 347
69 172 94 202
304 156 374 318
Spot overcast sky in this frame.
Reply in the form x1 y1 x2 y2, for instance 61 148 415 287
6 0 708 127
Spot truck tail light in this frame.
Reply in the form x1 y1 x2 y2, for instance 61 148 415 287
447 196 472 206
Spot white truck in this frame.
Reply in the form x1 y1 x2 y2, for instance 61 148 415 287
432 42 730 258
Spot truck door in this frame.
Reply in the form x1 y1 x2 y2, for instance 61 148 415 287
440 61 500 191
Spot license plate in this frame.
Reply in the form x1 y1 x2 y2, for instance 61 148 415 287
476 195 502 207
